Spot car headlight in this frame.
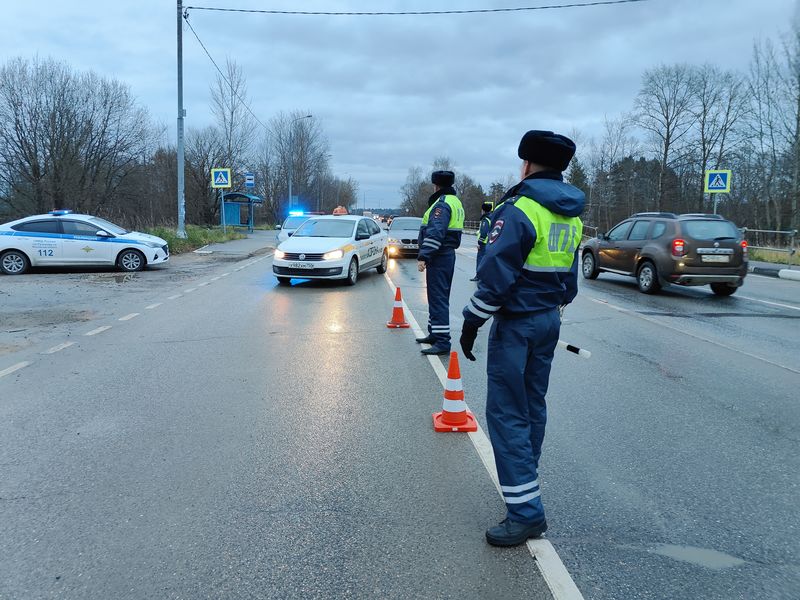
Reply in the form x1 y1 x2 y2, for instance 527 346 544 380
323 249 344 260
143 241 163 249
387 238 399 244
274 249 286 259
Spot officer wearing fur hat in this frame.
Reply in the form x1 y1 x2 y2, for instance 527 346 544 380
459 131 584 546
416 170 465 355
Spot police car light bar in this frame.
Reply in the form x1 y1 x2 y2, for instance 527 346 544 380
49 209 73 216
288 210 305 217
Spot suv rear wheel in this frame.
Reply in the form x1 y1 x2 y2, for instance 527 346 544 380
637 260 661 294
710 282 737 296
581 252 599 279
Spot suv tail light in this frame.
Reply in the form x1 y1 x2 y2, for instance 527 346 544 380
741 240 748 256
671 238 686 257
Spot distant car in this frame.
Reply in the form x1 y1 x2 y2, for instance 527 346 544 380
581 212 748 295
277 214 312 243
386 217 422 257
272 215 388 285
0 210 169 275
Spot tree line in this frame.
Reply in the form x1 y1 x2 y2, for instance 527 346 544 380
0 57 357 228
401 21 799 238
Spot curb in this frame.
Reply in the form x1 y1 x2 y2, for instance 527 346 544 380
749 265 800 282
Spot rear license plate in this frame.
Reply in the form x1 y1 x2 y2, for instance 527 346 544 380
701 255 730 263
288 262 314 269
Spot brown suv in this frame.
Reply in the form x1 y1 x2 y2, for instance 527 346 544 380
581 212 748 295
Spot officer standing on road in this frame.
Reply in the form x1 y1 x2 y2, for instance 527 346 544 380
459 131 584 546
416 170 465 355
470 201 494 282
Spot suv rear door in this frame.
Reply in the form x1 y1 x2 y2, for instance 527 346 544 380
597 220 634 272
679 219 744 268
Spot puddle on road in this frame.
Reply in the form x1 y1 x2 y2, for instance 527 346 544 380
113 273 138 284
650 544 746 570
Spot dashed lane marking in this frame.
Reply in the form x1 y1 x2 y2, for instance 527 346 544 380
383 273 584 600
198 282 209 287
588 296 800 375
210 277 220 282
42 342 75 355
145 303 162 310
84 326 112 337
167 294 182 300
119 313 140 321
184 288 197 293
221 272 230 277
0 361 32 378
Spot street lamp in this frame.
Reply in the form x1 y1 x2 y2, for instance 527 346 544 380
288 114 312 210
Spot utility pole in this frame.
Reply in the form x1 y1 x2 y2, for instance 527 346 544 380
176 1 187 238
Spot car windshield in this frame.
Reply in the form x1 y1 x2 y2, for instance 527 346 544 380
282 216 309 230
89 217 128 235
293 219 355 238
682 220 740 241
390 218 422 230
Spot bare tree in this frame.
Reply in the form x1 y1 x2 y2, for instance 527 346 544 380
634 64 697 210
210 59 255 187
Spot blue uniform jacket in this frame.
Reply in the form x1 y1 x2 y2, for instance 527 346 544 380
463 173 585 327
477 215 491 247
418 192 462 263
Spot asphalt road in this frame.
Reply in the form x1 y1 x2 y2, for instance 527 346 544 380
1 242 798 599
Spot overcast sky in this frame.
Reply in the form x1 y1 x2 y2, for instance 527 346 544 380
1 0 795 208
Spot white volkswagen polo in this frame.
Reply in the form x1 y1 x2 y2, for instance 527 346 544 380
0 210 169 275
272 215 388 286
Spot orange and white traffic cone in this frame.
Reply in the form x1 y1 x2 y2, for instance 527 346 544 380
386 287 410 329
433 352 477 432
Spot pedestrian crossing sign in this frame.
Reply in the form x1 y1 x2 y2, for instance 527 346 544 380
704 170 732 194
211 168 232 189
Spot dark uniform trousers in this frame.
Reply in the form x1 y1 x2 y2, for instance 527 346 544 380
486 308 560 524
425 248 456 347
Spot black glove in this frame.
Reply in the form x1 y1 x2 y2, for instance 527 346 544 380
460 321 479 361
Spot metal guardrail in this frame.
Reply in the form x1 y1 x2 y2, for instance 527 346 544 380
463 220 480 234
740 228 798 266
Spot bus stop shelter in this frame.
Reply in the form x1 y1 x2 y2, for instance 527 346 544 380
222 192 264 233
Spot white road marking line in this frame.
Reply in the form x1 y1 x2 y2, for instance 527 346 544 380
184 288 196 293
145 302 162 310
737 295 800 312
588 296 800 375
210 276 220 282
84 325 112 336
42 342 75 354
167 294 182 300
221 272 230 277
0 361 32 378
197 281 209 287
118 313 140 321
383 273 584 600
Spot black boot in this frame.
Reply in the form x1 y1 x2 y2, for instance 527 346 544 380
415 335 435 344
421 345 450 356
485 518 547 547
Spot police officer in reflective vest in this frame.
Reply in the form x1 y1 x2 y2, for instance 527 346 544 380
470 201 494 282
416 170 465 355
460 131 584 546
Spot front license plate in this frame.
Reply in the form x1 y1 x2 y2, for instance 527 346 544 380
288 262 314 269
403 245 417 249
701 255 730 263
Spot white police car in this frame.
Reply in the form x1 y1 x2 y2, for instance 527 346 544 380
272 214 388 285
0 210 169 275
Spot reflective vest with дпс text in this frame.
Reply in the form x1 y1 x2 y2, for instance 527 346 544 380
421 195 465 230
513 195 582 273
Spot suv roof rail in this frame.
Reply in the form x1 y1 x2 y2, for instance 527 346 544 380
631 212 677 218
679 213 725 220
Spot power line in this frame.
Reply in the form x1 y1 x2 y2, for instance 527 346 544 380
185 0 650 17
183 13 270 131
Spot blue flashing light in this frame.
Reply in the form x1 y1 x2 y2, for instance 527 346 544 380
49 209 73 216
288 210 305 217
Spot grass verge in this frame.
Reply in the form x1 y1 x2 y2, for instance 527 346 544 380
750 248 799 266
145 225 247 254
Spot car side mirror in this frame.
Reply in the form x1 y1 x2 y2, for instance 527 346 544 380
356 232 369 241
96 230 112 237
276 224 282 229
